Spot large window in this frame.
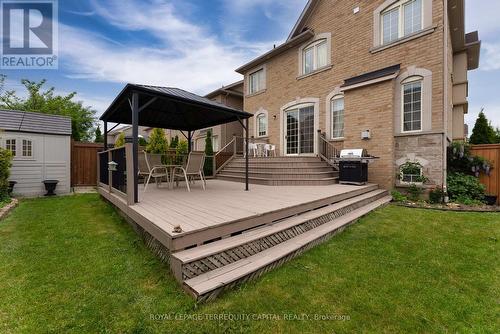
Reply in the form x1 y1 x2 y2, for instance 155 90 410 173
330 96 344 139
381 0 422 45
303 39 328 75
22 139 32 157
249 68 265 94
402 79 422 132
256 113 268 137
5 139 16 157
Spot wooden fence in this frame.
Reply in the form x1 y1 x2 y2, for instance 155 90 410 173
71 141 104 187
470 144 500 204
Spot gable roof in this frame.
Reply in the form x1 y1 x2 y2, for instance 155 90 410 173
205 80 244 99
287 0 318 41
0 109 72 135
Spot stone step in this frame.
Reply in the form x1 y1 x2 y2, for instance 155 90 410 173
181 195 392 301
217 174 338 186
171 189 388 282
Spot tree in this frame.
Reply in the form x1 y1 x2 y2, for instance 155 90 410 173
495 127 500 143
146 128 168 154
94 125 103 143
0 77 96 141
469 110 497 144
170 135 179 148
204 130 214 176
114 132 126 148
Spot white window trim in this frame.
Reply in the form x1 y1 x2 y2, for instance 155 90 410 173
4 138 17 158
22 139 33 158
381 0 424 45
373 0 432 48
2 136 35 160
246 64 267 96
401 76 423 134
298 33 332 77
399 166 423 185
254 108 269 138
330 95 345 140
325 87 344 140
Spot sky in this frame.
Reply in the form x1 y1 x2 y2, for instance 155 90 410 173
2 0 499 131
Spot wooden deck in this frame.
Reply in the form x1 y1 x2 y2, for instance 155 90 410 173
98 180 377 251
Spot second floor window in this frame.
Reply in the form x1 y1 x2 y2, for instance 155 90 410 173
5 139 16 157
402 79 422 132
303 39 328 75
257 113 267 137
249 69 265 94
382 0 422 45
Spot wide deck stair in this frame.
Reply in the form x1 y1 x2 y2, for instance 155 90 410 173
170 184 391 301
217 156 338 186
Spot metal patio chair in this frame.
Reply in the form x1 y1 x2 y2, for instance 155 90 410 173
141 151 169 192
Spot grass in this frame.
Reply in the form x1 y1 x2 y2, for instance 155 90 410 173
0 194 498 333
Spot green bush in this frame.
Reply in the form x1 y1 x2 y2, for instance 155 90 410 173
447 172 485 203
429 187 444 204
0 148 13 200
391 190 407 202
407 184 423 201
114 132 125 148
176 140 188 165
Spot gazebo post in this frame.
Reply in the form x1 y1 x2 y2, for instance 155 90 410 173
103 121 108 149
131 92 139 203
245 118 249 191
188 131 192 153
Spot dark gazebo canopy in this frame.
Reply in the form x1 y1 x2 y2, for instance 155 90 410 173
100 83 253 203
100 84 252 131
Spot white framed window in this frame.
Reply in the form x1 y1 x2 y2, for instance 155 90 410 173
402 77 422 132
381 0 423 45
5 139 16 157
302 39 328 75
256 113 268 137
248 68 265 95
330 96 344 139
400 165 423 184
22 139 33 157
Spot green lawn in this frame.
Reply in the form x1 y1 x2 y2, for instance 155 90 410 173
0 194 498 333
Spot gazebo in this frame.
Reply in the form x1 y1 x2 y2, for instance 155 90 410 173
100 84 253 203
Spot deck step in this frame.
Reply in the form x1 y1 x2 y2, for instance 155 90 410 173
182 195 392 301
217 174 338 186
171 189 388 282
219 170 338 180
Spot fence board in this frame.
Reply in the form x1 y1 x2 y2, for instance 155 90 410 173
71 141 104 187
470 144 500 204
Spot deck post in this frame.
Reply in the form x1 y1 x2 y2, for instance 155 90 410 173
245 118 249 191
188 131 192 153
125 142 135 205
131 92 139 203
233 135 237 157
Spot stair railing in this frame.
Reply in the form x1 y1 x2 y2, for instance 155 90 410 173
214 136 238 174
317 130 339 169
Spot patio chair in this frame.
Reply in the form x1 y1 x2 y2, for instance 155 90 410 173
142 151 169 192
171 152 206 192
243 142 258 158
264 144 276 157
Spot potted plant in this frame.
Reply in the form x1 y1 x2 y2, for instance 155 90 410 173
8 181 16 195
484 194 498 206
42 180 59 196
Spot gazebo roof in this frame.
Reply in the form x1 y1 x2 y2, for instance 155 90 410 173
100 84 252 131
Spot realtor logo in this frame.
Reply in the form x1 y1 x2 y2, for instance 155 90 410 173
1 0 58 69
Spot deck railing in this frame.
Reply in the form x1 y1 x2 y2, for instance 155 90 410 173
317 130 339 169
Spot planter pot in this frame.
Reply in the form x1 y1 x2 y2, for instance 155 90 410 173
8 181 17 195
42 180 59 196
484 195 498 206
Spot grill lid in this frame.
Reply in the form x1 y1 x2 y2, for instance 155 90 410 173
340 149 367 158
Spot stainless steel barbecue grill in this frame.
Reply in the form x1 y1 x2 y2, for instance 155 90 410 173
335 149 378 185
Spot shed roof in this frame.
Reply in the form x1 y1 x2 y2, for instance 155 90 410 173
0 109 72 135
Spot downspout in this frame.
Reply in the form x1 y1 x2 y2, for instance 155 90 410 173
442 0 449 200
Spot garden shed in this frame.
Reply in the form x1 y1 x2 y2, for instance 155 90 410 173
0 109 72 197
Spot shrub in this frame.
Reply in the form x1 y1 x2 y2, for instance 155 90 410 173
146 128 168 154
391 190 407 202
407 184 423 202
176 140 188 165
429 187 444 204
447 172 485 203
0 148 13 201
114 132 126 148
204 130 214 176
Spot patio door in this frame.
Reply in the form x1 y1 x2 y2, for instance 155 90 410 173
285 105 315 155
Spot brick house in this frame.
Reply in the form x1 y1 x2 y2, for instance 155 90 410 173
235 0 480 190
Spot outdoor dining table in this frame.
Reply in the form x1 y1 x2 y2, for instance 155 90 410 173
153 164 182 189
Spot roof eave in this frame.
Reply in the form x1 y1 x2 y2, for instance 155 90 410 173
235 29 315 74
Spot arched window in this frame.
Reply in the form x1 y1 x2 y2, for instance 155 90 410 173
402 76 423 132
381 0 422 45
330 95 344 139
256 113 268 137
303 39 328 75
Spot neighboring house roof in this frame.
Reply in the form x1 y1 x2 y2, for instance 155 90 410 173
108 125 132 136
235 29 315 74
0 109 72 135
205 80 244 99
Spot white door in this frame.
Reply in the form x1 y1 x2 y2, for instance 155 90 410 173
285 105 315 155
